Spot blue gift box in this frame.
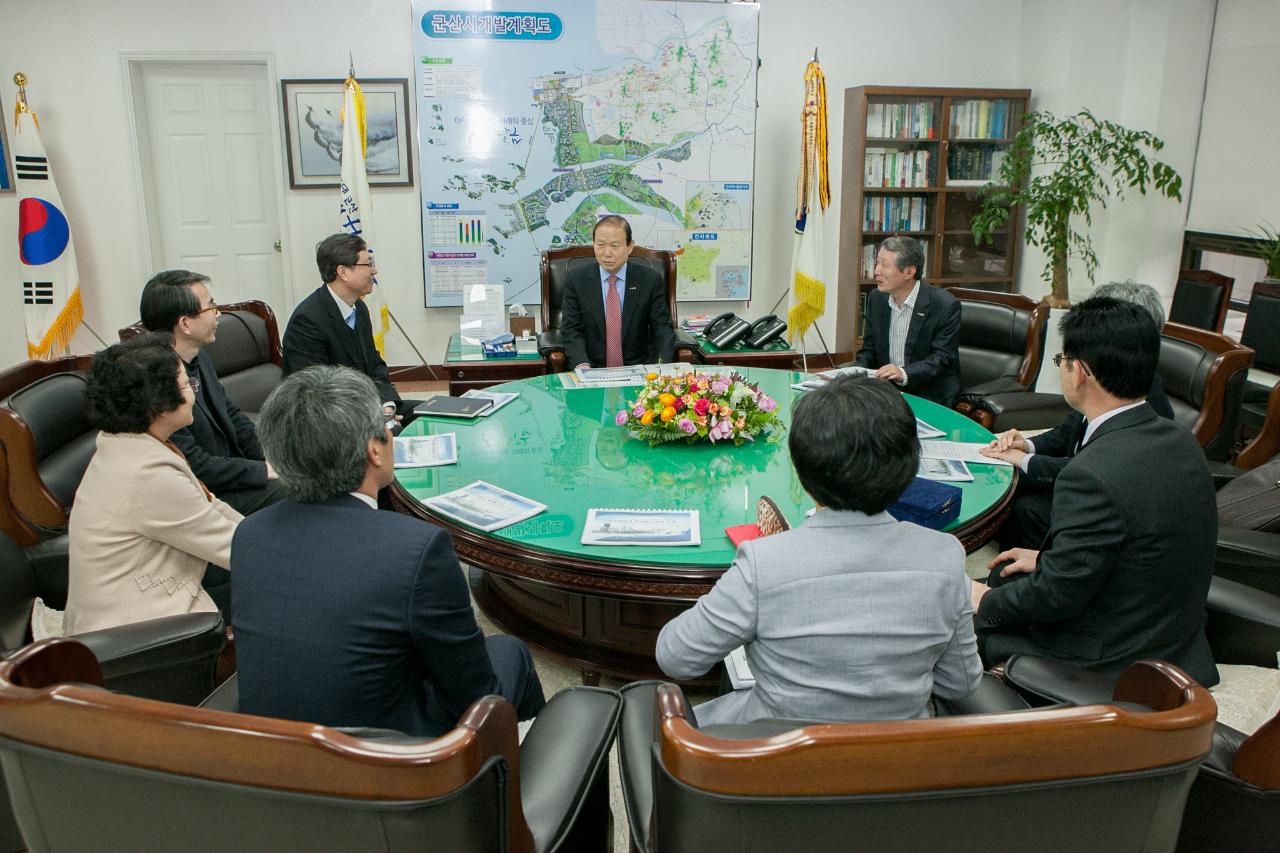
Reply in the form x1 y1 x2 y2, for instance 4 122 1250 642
888 477 962 530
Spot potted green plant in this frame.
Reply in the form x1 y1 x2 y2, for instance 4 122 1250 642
1245 222 1280 281
971 109 1183 307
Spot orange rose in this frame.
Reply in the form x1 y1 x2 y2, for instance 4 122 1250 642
640 410 656 426
658 392 677 406
660 406 677 422
645 372 658 381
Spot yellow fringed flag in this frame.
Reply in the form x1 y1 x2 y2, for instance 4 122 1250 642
14 86 83 358
787 59 830 345
339 74 391 356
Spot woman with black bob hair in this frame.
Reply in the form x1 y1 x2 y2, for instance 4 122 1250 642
64 333 242 634
656 375 982 724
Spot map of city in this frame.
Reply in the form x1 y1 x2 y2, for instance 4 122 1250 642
412 1 760 306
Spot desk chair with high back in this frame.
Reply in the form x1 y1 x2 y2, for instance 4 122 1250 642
618 662 1215 853
536 245 696 373
0 638 621 853
1000 576 1280 853
0 355 96 545
950 289 1049 426
1169 269 1234 332
119 299 283 415
1238 282 1280 441
970 322 1254 462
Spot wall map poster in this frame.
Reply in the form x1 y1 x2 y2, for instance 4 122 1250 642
411 1 760 306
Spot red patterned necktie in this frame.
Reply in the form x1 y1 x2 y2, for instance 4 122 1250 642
605 274 623 367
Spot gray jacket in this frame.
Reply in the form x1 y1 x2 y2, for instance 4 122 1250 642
656 508 982 725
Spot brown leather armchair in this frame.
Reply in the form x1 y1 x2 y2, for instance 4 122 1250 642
535 245 695 373
0 639 621 853
619 662 1215 852
119 299 284 414
949 289 1049 425
1169 269 1233 332
0 355 95 544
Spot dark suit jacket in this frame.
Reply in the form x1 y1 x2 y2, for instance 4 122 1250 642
854 282 961 406
977 403 1219 686
169 351 266 494
281 285 400 405
231 495 501 736
1023 375 1175 487
559 260 675 368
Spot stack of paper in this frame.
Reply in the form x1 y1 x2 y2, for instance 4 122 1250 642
393 433 458 468
423 481 546 532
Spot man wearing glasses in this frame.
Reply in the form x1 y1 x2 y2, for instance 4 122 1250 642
970 297 1218 687
140 270 284 515
282 233 413 421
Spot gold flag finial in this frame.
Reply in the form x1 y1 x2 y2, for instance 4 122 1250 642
13 72 27 87
13 71 36 128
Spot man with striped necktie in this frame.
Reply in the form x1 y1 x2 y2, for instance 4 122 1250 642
559 215 676 370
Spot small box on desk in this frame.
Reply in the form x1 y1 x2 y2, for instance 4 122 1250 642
510 316 536 338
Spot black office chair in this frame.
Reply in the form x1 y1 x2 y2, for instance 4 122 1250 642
1238 282 1280 440
618 664 1215 853
950 289 1049 427
535 245 696 373
999 576 1280 852
0 638 620 853
1169 269 1233 332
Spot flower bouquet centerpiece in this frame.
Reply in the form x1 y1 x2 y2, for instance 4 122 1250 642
616 371 784 447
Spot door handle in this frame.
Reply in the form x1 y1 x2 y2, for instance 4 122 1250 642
273 240 282 252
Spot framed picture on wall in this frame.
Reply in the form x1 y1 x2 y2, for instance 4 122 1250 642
0 93 13 194
280 78 413 189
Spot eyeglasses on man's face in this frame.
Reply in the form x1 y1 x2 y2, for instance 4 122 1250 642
192 300 219 316
1053 353 1092 376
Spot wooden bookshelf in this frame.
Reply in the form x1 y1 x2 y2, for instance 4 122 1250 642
835 85 1031 351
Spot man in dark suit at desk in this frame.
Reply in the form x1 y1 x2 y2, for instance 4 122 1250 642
560 215 675 369
972 297 1218 687
853 235 961 406
282 233 415 419
231 365 546 735
982 280 1176 549
140 269 284 515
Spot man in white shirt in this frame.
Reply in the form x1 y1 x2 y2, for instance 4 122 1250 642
852 235 961 406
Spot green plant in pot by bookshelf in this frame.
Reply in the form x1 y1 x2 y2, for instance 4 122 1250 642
971 109 1182 308
1245 222 1280 281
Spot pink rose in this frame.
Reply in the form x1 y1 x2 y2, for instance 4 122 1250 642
711 379 729 395
615 410 630 426
759 395 777 413
632 405 645 418
693 397 711 416
677 417 696 434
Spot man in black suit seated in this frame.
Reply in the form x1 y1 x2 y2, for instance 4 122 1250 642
972 297 1219 687
559 215 675 369
140 270 284 515
853 235 962 406
231 365 546 735
282 233 416 421
982 281 1176 549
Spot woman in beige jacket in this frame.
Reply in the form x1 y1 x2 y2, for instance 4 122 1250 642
64 333 242 634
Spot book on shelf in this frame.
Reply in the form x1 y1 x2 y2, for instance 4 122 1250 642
947 144 1007 184
862 195 929 231
865 101 936 139
863 149 931 188
950 99 1010 140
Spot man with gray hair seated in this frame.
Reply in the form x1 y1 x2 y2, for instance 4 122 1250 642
230 365 545 735
982 280 1175 549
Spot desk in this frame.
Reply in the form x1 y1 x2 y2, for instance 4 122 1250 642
692 334 801 370
442 333 545 395
391 368 1014 679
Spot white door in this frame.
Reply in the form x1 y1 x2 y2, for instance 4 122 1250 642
138 62 286 309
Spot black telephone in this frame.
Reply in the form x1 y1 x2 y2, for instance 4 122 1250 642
703 312 752 348
744 314 787 348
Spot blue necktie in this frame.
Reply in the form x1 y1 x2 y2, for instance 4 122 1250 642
346 311 356 330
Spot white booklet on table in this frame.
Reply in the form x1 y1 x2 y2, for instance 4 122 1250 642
581 508 701 547
423 481 546 532
791 364 874 391
573 365 648 386
919 440 1013 466
460 389 520 416
917 456 974 482
915 417 946 439
393 433 458 468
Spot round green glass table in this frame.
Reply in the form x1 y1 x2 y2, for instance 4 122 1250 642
391 368 1015 680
